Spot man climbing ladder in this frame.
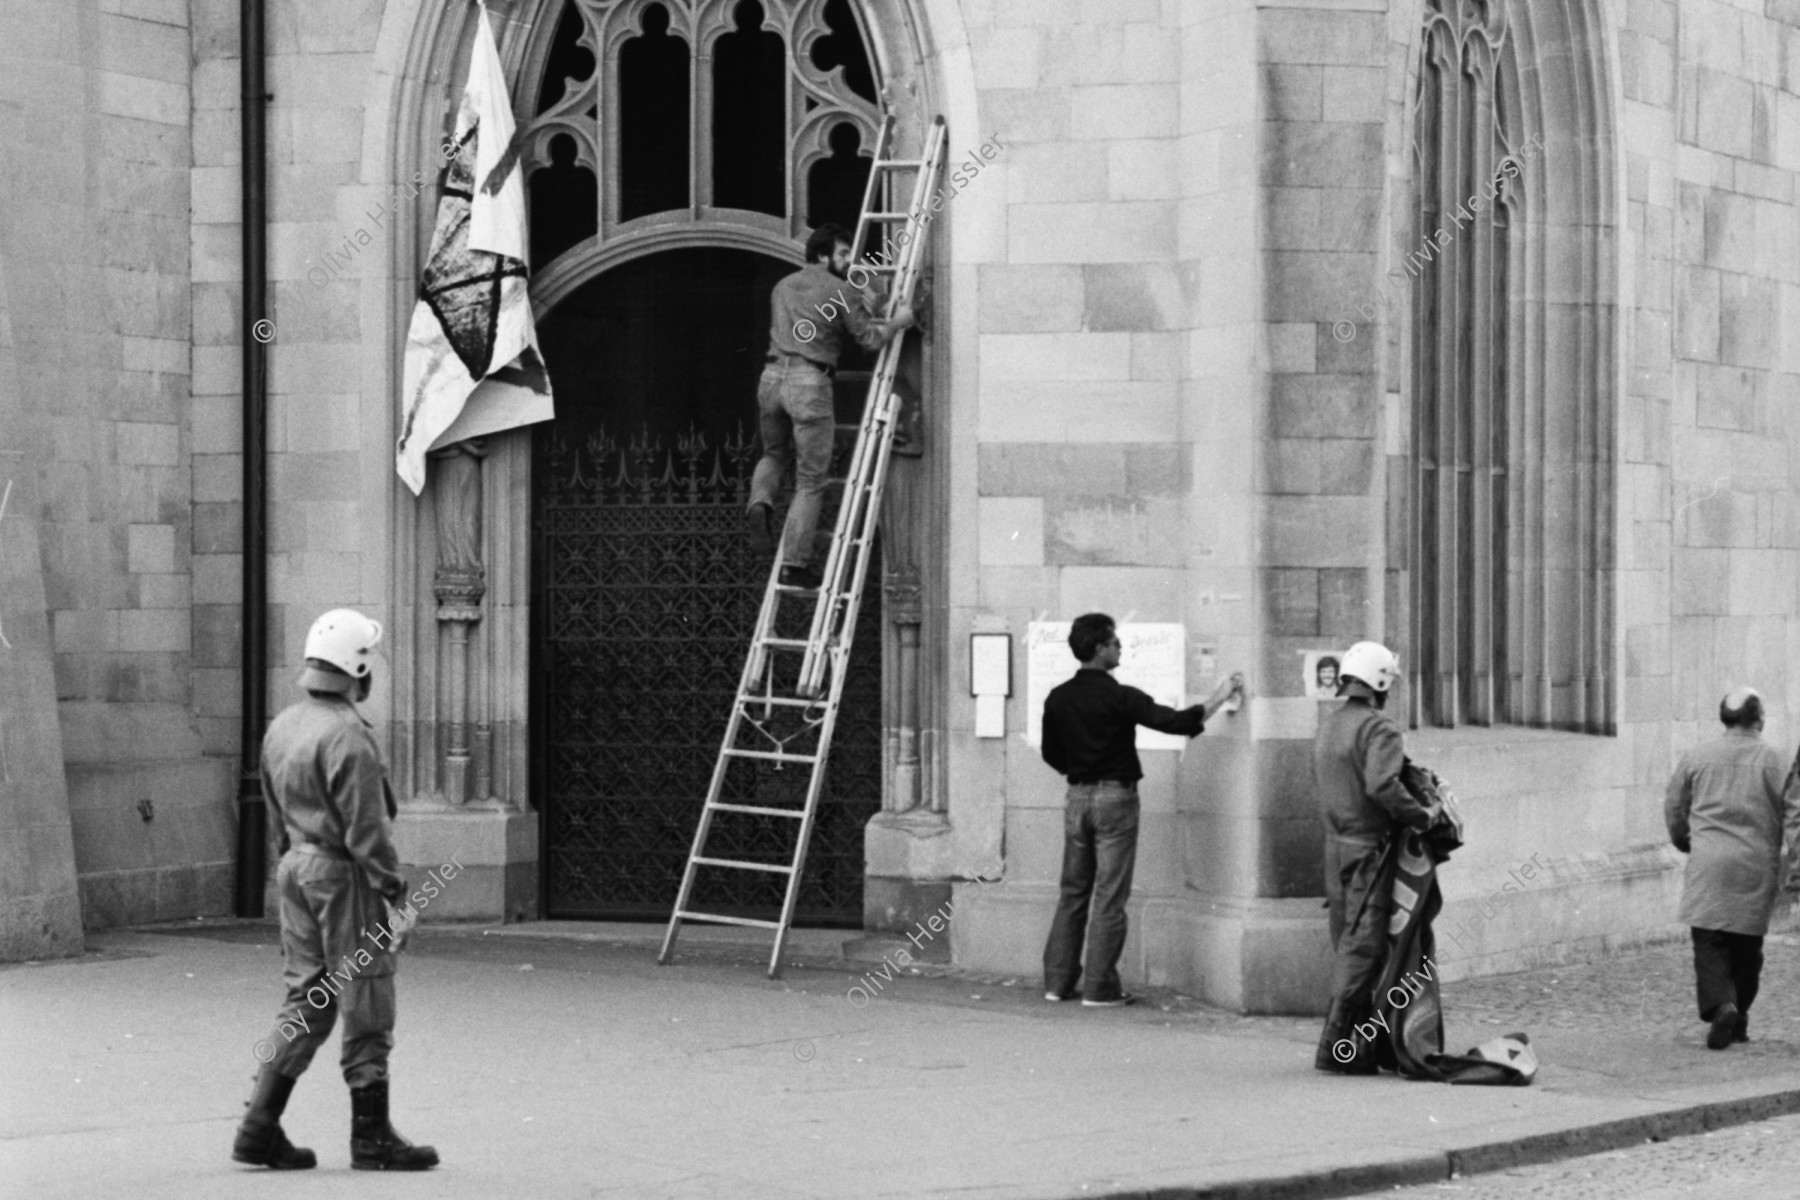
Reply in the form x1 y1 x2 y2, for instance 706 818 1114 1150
661 115 946 978
746 221 915 591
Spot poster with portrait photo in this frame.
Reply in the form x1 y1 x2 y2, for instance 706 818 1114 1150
1303 650 1347 700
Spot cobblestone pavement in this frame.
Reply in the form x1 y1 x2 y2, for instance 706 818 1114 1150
1349 1112 1800 1198
1430 929 1800 1051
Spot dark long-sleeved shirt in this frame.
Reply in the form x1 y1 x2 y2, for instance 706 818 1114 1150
1040 669 1205 783
766 263 887 365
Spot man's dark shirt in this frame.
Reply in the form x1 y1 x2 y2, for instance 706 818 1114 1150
1040 669 1205 784
767 263 886 366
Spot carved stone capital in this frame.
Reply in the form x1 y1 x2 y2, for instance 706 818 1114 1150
885 580 922 625
433 564 487 616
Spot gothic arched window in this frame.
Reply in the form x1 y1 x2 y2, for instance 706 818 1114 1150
1405 0 1615 734
513 0 881 275
1410 0 1518 728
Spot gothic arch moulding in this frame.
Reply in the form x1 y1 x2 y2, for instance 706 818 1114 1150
377 0 961 817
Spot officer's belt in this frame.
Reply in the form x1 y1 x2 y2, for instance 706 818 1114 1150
293 839 351 862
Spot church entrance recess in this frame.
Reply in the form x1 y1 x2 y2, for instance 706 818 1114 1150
531 246 880 924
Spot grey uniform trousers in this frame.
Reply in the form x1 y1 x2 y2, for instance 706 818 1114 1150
259 847 397 1087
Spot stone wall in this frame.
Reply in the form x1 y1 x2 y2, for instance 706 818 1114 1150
0 0 230 939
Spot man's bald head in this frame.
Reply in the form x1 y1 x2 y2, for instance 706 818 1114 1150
1720 686 1764 730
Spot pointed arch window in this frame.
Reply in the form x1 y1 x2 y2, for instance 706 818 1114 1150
513 0 881 274
1406 0 1614 733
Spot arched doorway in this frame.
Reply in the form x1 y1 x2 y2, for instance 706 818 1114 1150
519 0 888 923
530 248 882 922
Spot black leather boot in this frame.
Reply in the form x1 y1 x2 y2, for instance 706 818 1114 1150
1314 998 1379 1074
350 1079 440 1170
232 1065 317 1169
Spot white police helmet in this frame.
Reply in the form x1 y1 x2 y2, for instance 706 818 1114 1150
303 608 383 679
1338 641 1400 693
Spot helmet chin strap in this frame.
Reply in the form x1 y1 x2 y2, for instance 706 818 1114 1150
298 663 358 695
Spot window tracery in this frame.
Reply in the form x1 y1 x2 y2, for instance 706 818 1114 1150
513 0 881 275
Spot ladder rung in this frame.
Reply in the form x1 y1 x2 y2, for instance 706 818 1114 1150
758 637 816 650
775 582 820 594
737 694 823 709
723 749 819 764
691 857 795 874
866 212 910 220
874 159 926 170
708 802 806 819
674 911 783 929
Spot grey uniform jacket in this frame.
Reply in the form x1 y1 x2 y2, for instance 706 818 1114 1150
261 693 408 904
1313 698 1433 846
1665 729 1800 936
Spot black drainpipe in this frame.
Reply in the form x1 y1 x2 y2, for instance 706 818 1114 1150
233 0 270 916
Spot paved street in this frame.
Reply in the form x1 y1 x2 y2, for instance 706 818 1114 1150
8 920 1800 1200
1349 1112 1800 1199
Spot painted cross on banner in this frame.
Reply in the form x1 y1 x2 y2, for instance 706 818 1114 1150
395 0 554 496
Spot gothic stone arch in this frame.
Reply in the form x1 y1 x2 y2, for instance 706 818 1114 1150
378 0 954 922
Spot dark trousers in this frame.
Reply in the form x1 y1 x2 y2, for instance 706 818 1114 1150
1691 927 1763 1022
1042 782 1139 1001
1324 837 1389 1005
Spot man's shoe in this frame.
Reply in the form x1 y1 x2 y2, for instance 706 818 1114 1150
1707 1002 1740 1050
350 1079 439 1171
1734 1014 1750 1043
1080 992 1136 1008
744 502 774 554
779 564 823 590
232 1066 316 1170
1044 989 1075 1002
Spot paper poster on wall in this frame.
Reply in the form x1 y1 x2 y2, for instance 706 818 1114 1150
1026 622 1187 751
1303 650 1347 700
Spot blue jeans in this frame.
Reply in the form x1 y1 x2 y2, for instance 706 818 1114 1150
1042 782 1140 1000
748 362 835 567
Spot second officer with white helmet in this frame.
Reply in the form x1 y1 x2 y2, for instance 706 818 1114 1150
1311 640 1435 1073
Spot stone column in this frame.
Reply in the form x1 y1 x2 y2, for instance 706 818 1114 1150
886 574 923 812
431 439 486 807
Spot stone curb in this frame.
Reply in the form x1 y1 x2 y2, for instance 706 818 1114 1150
1083 1086 1800 1200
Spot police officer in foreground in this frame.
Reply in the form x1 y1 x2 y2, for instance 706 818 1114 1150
1313 640 1434 1073
232 608 439 1171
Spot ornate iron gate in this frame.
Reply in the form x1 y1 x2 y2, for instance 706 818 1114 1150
533 424 881 924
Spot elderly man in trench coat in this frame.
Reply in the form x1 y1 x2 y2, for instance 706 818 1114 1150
1665 686 1800 1050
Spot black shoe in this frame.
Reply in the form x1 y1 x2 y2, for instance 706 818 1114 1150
1314 998 1380 1074
779 564 822 590
1708 1002 1739 1050
1043 987 1076 1002
232 1066 317 1170
1734 1014 1749 1043
350 1080 439 1171
745 502 774 555
1080 992 1136 1008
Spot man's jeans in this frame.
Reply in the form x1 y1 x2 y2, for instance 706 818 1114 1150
748 362 835 568
1042 782 1140 1000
